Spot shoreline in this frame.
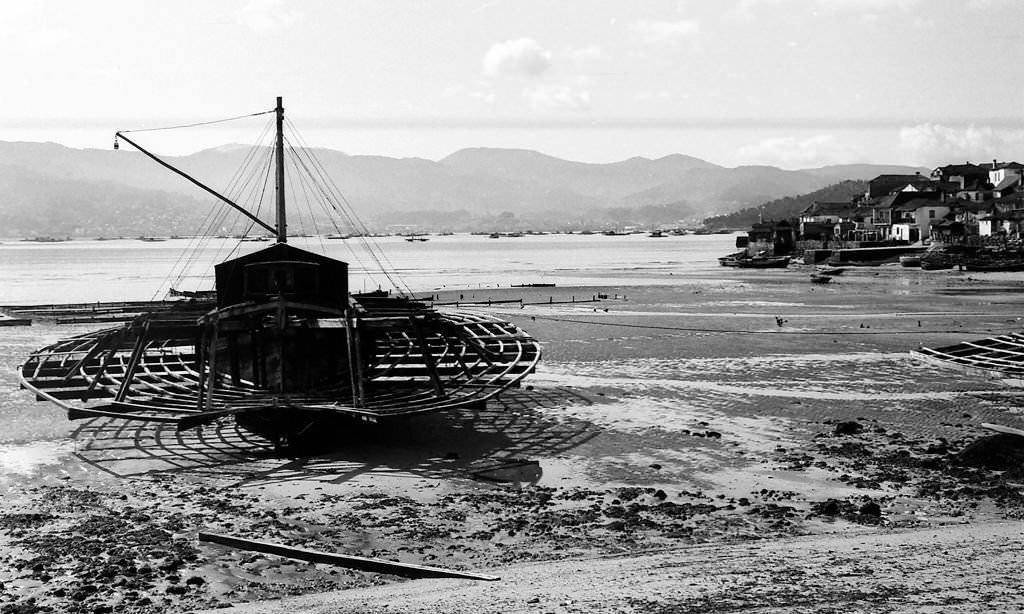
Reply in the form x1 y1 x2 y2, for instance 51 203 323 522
1 273 1024 612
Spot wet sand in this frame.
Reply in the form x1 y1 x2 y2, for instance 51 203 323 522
2 265 1024 613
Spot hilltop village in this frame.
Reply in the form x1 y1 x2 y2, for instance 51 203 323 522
741 160 1024 268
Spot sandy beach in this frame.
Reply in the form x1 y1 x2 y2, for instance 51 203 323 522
2 264 1024 613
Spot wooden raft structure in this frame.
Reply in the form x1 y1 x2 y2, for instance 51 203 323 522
18 98 542 447
912 332 1024 386
19 292 540 442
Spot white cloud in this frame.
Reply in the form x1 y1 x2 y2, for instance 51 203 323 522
629 19 701 47
737 134 862 168
523 84 591 111
238 0 302 33
483 38 552 78
967 0 1017 8
898 123 1024 165
819 0 922 9
731 0 921 19
632 90 673 102
442 84 498 106
563 45 602 66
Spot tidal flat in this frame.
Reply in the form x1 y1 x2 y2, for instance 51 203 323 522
1 267 1024 613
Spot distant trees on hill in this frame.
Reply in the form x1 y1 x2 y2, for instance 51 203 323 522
702 180 868 229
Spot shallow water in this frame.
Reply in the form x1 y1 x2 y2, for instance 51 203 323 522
0 233 738 304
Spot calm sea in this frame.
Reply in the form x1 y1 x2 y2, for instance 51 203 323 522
0 233 737 304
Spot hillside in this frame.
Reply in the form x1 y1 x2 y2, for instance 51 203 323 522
0 164 207 237
0 140 923 236
701 180 869 229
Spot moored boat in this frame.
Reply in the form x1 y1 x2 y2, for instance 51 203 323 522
815 266 845 276
734 255 790 269
899 255 921 267
962 260 1024 272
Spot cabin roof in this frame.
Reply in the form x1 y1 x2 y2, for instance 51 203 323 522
215 242 348 271
214 242 349 308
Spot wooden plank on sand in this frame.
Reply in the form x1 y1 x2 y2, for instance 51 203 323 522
198 532 500 581
982 422 1024 438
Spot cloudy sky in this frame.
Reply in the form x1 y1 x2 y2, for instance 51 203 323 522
3 0 1023 168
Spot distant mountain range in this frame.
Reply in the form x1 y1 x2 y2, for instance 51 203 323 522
0 141 928 236
703 180 871 229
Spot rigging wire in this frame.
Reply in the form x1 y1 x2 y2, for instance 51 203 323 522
283 139 379 288
202 124 275 267
283 144 327 250
283 120 414 296
129 106 421 299
119 109 275 134
146 116 276 297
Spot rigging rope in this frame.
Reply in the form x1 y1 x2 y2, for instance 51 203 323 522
119 109 275 134
132 107 421 299
283 121 414 296
150 116 276 298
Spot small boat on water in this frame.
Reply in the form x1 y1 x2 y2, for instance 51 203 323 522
815 266 845 276
22 236 68 243
404 235 429 242
648 230 666 238
920 260 954 270
718 251 745 267
962 260 1024 272
736 255 790 268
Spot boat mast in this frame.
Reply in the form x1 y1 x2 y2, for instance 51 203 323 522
275 96 287 243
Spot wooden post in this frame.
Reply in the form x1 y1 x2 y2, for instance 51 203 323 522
82 327 126 401
348 312 366 407
114 321 150 402
411 317 445 397
199 532 498 580
204 319 219 413
196 325 207 411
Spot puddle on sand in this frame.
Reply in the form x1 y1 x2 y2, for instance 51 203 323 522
701 465 886 501
0 440 74 478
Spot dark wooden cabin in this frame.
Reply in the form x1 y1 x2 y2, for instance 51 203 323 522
207 243 354 396
214 243 348 309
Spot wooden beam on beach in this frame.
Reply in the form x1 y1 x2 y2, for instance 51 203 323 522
982 422 1024 438
197 532 499 581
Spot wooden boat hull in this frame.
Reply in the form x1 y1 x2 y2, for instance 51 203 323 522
734 256 790 269
19 294 541 446
962 261 1024 272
